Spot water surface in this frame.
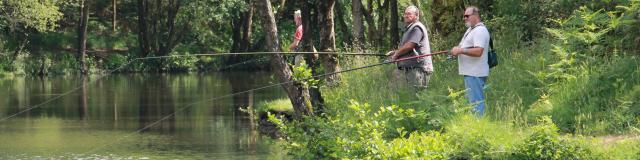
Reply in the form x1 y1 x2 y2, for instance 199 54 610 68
0 72 287 159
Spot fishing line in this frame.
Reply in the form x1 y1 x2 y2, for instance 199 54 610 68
78 50 449 156
0 51 381 123
0 60 137 122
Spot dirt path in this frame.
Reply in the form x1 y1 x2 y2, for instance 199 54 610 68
601 135 640 145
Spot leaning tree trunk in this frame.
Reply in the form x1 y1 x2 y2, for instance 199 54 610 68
256 0 314 119
78 0 90 75
352 0 365 51
318 0 340 85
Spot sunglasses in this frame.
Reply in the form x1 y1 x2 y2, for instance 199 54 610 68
463 15 472 18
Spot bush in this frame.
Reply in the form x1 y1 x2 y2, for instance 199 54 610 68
270 100 435 159
510 117 598 159
48 53 78 75
0 56 15 72
104 54 129 71
375 131 449 159
165 51 198 72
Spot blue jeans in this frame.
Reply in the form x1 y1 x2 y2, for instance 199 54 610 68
464 76 487 116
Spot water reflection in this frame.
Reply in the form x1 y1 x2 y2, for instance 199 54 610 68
0 72 287 159
137 74 176 133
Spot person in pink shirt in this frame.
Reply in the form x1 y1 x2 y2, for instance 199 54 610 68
289 10 303 51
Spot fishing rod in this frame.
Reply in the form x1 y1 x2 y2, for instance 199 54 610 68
78 50 450 156
0 50 444 123
136 51 386 60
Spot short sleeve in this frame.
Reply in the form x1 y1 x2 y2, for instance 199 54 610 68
471 27 490 49
405 27 423 46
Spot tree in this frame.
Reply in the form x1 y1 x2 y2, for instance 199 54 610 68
0 0 63 61
298 0 326 115
0 0 63 33
113 0 117 31
351 0 365 51
361 0 390 48
377 0 390 46
78 0 90 75
429 0 465 38
255 0 314 119
318 0 340 85
334 0 352 47
226 0 254 68
136 0 188 59
390 0 399 46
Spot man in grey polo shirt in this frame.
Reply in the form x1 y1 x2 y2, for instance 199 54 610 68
388 5 433 93
450 6 490 116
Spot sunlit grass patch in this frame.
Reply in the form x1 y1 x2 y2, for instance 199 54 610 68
256 98 293 113
444 114 525 159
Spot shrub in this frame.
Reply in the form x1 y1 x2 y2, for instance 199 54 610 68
104 54 129 71
48 53 78 75
270 100 437 159
510 117 597 159
166 51 198 72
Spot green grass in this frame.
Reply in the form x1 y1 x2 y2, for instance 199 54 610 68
297 29 640 158
256 98 294 113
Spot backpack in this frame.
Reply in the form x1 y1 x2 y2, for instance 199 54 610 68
464 24 498 68
488 37 498 68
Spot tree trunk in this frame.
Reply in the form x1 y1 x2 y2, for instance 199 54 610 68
363 1 377 47
231 16 242 52
113 0 117 31
300 0 325 115
241 1 253 52
352 0 365 51
390 0 399 46
78 0 90 75
137 0 150 57
334 0 352 47
318 0 340 85
256 0 313 120
137 0 185 59
157 0 181 57
227 0 254 68
377 0 389 46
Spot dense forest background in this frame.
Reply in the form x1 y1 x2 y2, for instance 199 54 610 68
1 0 633 75
0 0 639 159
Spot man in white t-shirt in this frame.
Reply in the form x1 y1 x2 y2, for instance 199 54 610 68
450 6 490 116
